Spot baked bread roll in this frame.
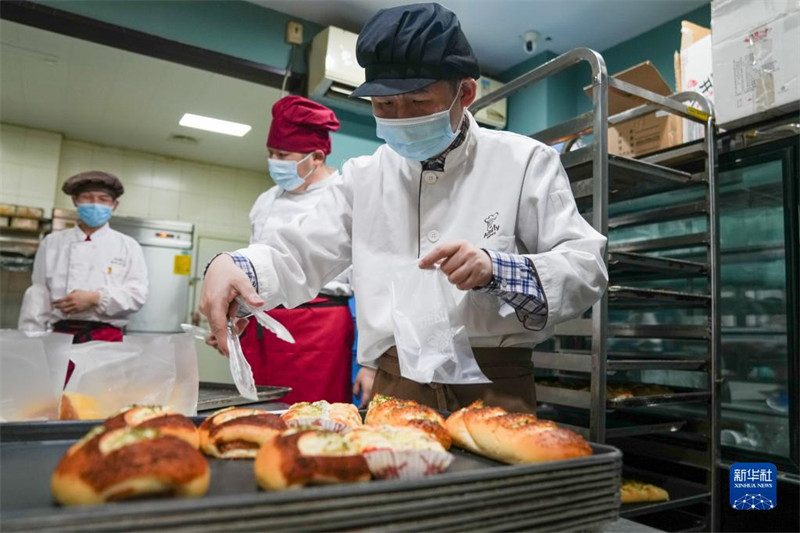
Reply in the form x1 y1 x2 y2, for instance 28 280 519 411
444 400 507 454
198 407 286 459
620 479 670 503
281 400 362 431
365 394 451 449
59 392 103 420
104 406 199 449
51 425 209 506
255 428 370 490
446 401 592 464
345 424 446 453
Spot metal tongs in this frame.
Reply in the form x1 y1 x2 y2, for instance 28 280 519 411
225 296 295 401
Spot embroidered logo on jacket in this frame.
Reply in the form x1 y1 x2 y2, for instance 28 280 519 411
483 212 499 239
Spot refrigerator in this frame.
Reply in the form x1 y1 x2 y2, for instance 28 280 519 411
714 119 799 532
110 216 194 334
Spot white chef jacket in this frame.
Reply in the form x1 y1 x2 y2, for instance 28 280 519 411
238 111 608 366
18 224 149 332
249 171 352 297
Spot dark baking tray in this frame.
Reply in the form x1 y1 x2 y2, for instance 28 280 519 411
0 419 621 532
536 382 711 410
197 381 291 411
619 466 710 518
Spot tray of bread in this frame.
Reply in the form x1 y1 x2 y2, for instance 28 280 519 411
536 379 711 410
0 396 622 532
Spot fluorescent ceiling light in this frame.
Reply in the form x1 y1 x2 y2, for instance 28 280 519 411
179 113 251 137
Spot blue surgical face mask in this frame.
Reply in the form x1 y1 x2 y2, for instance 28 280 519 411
374 88 463 161
268 153 314 191
76 203 113 228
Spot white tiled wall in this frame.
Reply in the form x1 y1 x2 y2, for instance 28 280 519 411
0 124 62 211
55 139 269 241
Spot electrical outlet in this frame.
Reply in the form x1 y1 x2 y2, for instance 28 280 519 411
286 21 303 45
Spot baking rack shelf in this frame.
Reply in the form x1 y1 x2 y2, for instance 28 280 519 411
470 47 720 529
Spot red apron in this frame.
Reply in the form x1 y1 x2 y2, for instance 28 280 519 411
239 296 354 404
53 320 124 383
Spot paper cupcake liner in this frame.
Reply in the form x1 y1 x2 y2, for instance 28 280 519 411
362 449 454 480
284 417 352 434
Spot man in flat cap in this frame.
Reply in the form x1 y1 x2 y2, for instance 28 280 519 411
19 171 148 352
236 95 355 404
201 3 607 412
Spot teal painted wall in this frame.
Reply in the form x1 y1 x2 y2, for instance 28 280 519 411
36 0 382 165
574 4 711 115
37 0 321 73
499 3 711 136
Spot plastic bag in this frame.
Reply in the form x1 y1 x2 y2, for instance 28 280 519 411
0 331 73 421
226 318 259 401
390 264 490 384
64 333 200 417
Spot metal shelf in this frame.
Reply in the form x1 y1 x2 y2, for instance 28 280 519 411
609 233 708 253
533 351 708 373
619 466 711 519
536 383 711 410
537 407 688 440
480 47 720 530
609 324 709 340
607 200 708 230
553 320 709 340
564 150 706 210
608 286 710 308
608 251 707 280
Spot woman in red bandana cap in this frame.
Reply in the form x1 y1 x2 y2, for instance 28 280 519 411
238 96 355 404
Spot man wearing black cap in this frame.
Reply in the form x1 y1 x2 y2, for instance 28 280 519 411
19 171 148 349
201 3 607 412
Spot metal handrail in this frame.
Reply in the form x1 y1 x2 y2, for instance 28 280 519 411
469 47 607 114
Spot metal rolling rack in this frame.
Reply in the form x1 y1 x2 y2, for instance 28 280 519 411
470 48 721 531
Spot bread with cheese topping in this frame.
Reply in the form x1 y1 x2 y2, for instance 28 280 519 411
51 426 209 506
199 407 286 459
255 428 370 490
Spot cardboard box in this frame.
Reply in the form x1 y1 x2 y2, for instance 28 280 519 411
675 21 713 143
712 0 800 129
586 61 683 157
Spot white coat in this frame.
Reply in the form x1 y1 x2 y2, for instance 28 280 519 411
238 111 608 366
249 171 352 297
18 224 149 332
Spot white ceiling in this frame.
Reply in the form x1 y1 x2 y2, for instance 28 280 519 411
253 0 707 75
0 20 282 173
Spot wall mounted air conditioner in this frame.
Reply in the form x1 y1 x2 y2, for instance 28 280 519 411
308 26 508 128
308 27 369 115
474 77 507 129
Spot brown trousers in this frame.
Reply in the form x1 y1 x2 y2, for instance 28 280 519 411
374 347 536 413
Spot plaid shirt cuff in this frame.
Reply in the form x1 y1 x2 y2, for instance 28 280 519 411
204 252 259 292
479 249 548 331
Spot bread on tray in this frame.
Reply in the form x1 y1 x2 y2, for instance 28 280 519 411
445 401 592 464
104 405 199 449
364 394 451 449
255 428 370 490
199 407 287 459
51 425 209 506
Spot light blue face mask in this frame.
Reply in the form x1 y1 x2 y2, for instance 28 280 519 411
268 153 314 191
374 88 463 161
76 203 113 228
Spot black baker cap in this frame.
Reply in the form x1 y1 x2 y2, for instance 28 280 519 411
350 2 480 98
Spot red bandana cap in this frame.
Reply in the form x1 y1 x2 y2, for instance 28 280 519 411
266 96 341 155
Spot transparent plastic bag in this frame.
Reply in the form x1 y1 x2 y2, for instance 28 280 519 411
64 333 200 417
224 297 295 401
390 264 490 384
226 318 259 401
0 331 73 421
